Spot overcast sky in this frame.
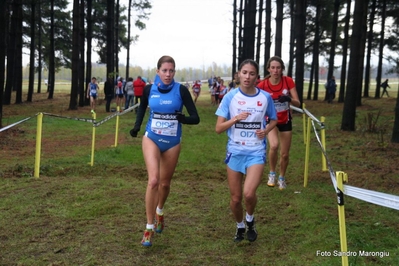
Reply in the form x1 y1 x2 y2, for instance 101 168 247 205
120 0 234 69
23 1 389 72
107 1 388 72
24 0 292 70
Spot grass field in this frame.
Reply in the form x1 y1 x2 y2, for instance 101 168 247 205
1 87 399 265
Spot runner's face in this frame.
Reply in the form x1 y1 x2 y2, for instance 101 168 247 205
268 60 283 80
238 64 258 89
157 62 175 85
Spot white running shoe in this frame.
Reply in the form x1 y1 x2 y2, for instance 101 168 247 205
267 173 276 187
278 178 286 190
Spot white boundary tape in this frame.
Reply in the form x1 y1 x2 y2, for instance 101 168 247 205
0 117 32 132
0 103 140 131
344 185 399 210
310 116 399 211
290 105 304 113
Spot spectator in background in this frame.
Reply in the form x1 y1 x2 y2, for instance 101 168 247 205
228 80 234 92
133 76 146 113
115 77 125 111
124 77 134 110
228 72 240 92
381 79 391 98
210 81 216 105
213 77 221 105
218 79 227 104
184 81 190 90
104 77 114 112
208 76 214 90
327 76 337 104
233 72 240 88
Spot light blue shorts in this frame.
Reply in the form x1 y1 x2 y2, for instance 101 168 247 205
224 152 266 174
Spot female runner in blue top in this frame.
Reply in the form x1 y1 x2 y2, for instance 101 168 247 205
215 59 277 243
130 55 200 247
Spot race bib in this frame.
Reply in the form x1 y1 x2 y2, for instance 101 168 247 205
232 122 263 146
274 101 289 112
150 113 178 136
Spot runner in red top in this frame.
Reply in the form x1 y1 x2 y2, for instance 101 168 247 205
257 56 300 190
191 80 201 103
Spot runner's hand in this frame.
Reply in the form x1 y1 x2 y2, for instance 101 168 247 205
175 110 186 123
130 128 139 137
278 95 291 103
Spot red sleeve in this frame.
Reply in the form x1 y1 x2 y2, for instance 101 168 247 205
257 80 267 91
285 76 296 90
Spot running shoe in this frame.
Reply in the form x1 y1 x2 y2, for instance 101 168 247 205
267 173 276 187
141 229 154 247
155 213 164 233
246 220 258 242
278 177 286 190
234 228 246 242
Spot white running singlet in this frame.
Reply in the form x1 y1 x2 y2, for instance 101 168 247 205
215 87 277 156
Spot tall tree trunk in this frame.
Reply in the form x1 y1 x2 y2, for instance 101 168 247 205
125 0 132 80
115 0 120 77
238 0 244 65
4 0 18 105
0 0 8 127
37 0 42 94
241 0 257 64
364 0 376 98
69 0 80 110
48 0 55 99
85 0 93 106
311 3 321 101
274 0 283 57
232 0 237 79
255 0 263 64
338 0 351 103
78 0 85 107
375 0 387 98
356 2 368 106
106 0 115 81
14 0 23 104
294 0 306 104
341 0 369 131
325 0 340 101
392 76 399 143
307 60 314 100
27 0 36 102
263 0 272 76
287 0 295 78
